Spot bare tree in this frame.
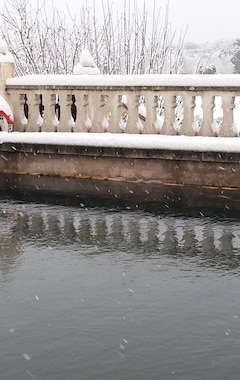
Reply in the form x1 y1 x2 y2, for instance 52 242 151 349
0 0 186 75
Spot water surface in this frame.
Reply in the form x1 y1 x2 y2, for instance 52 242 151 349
0 198 240 380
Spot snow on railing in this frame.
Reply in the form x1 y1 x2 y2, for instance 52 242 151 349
5 74 240 136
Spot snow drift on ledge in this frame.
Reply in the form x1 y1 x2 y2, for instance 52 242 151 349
6 74 240 88
0 132 240 153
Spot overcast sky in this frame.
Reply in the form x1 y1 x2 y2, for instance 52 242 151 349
1 0 240 44
168 0 240 43
46 0 239 44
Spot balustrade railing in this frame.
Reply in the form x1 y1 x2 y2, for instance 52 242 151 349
5 74 240 136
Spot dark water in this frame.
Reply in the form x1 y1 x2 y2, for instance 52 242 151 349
0 197 240 380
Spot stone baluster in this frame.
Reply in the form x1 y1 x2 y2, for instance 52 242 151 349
108 92 123 133
57 91 73 132
91 91 105 133
71 90 84 132
199 93 215 136
144 92 158 134
81 91 100 132
161 92 176 135
5 75 240 136
220 93 235 137
98 94 111 132
8 91 25 132
126 92 141 133
25 91 42 132
80 93 91 132
41 92 58 132
181 93 195 136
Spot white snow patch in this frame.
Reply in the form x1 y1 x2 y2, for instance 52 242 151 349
68 116 75 129
0 38 7 54
21 116 28 126
121 95 127 106
155 114 164 133
7 74 240 88
52 115 59 127
1 132 240 153
22 353 31 361
138 102 146 119
136 118 144 132
192 115 202 134
73 65 100 75
79 49 95 67
84 117 92 130
0 38 14 62
73 49 100 75
101 114 111 131
36 114 43 127
119 114 128 131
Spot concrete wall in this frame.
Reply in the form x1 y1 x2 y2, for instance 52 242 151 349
0 142 239 209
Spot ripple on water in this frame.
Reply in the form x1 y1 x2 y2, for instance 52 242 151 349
0 198 240 380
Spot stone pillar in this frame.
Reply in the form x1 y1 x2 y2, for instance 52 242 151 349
0 40 15 131
0 40 15 95
0 60 15 94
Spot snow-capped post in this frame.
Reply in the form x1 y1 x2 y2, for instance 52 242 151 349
73 50 101 132
73 49 100 75
0 39 15 131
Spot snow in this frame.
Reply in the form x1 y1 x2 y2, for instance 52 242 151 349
79 49 95 67
73 65 100 75
0 38 7 54
1 131 240 153
0 51 14 63
73 49 100 75
0 38 14 62
7 74 240 88
154 115 164 132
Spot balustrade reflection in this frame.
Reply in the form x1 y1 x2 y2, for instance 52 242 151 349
1 203 240 274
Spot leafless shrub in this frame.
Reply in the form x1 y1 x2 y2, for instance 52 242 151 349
0 0 186 75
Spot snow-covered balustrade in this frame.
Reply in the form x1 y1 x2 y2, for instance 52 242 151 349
5 74 240 137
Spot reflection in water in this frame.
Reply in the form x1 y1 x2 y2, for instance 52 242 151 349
1 198 240 380
0 207 22 276
0 200 240 273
